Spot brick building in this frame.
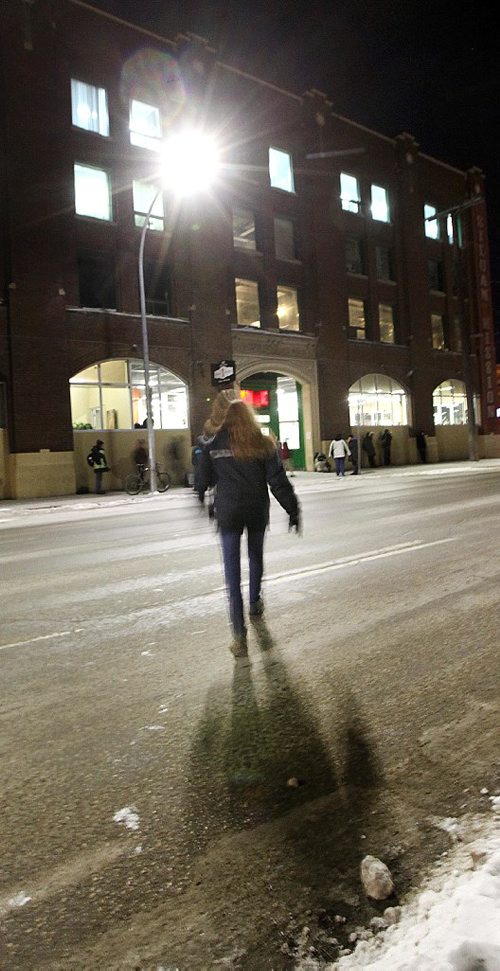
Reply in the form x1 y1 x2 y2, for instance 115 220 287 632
0 0 497 498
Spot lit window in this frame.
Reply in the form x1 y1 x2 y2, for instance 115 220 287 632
433 379 469 425
274 217 296 261
447 214 454 244
424 204 440 239
70 359 188 430
277 286 300 330
376 245 394 281
235 278 260 327
371 184 390 222
379 304 395 343
345 238 364 274
269 148 294 192
340 173 361 213
348 373 407 427
74 163 112 221
348 298 366 340
431 313 446 350
129 99 162 151
132 180 164 231
71 79 109 136
233 208 256 250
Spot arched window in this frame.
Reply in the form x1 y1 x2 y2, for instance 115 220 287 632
433 379 468 425
70 359 188 430
349 373 408 426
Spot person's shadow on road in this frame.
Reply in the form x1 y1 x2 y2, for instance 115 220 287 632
186 623 384 868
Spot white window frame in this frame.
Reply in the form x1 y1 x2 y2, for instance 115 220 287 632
371 184 390 223
74 163 112 221
132 180 164 231
71 78 109 137
424 204 440 239
129 99 162 151
269 147 295 193
340 173 361 213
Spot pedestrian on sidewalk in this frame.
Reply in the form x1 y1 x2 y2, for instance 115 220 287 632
88 439 109 494
279 439 294 476
379 428 393 466
416 430 427 463
347 434 359 474
197 396 300 659
328 434 351 477
362 431 377 468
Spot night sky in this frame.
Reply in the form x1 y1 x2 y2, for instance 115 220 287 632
89 0 500 341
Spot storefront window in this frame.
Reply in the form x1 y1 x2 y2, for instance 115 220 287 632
70 359 188 429
349 373 408 426
433 379 468 425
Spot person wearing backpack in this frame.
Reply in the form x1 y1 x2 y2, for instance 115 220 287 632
87 439 109 494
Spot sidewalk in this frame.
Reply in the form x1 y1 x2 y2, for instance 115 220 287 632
1 460 499 517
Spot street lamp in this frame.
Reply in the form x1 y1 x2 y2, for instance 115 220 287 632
138 131 219 492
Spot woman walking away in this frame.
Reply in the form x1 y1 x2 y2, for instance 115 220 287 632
197 398 300 659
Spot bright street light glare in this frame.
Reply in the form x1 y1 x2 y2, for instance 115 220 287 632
161 131 219 196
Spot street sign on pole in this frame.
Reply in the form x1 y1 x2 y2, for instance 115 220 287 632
211 360 235 387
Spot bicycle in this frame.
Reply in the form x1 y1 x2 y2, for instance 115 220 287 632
125 463 171 495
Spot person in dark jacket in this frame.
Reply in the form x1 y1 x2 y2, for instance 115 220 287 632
416 430 427 463
362 431 376 468
347 434 359 474
89 439 109 494
197 397 300 658
379 428 393 466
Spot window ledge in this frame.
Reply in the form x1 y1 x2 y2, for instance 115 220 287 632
72 126 111 140
66 306 190 324
233 325 313 340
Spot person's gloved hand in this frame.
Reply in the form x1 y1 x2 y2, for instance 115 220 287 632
288 510 301 535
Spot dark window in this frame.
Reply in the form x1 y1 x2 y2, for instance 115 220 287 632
375 245 394 281
143 261 170 316
233 208 256 250
345 237 365 274
428 259 444 292
274 216 296 260
78 254 116 309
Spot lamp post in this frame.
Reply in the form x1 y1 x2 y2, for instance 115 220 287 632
138 188 161 493
137 131 220 493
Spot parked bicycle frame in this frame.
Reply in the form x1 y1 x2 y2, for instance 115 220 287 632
125 463 171 495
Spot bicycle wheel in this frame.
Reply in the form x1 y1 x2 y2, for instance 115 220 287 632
125 473 143 496
156 470 171 493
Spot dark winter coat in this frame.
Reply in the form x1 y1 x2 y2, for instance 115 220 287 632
197 427 298 532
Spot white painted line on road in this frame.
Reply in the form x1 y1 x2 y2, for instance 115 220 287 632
0 630 71 652
0 540 455 653
264 538 456 585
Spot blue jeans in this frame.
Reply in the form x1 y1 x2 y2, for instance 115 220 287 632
335 457 345 476
220 530 265 635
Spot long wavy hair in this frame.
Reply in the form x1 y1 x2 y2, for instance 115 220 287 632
203 391 234 436
223 400 276 461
